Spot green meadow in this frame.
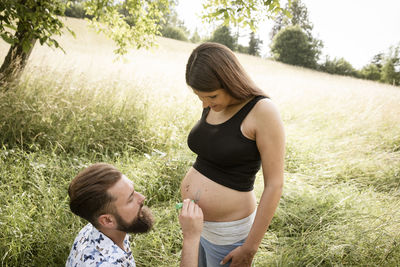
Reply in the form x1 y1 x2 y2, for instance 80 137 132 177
1 17 399 266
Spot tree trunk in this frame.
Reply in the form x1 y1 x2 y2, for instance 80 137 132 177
0 24 37 90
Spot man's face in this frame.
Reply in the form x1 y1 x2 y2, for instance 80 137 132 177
108 175 154 233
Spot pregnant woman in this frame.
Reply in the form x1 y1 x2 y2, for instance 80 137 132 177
181 42 285 267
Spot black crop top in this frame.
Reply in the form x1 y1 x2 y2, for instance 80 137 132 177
187 95 267 191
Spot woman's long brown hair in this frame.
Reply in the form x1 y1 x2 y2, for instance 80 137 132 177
186 42 267 100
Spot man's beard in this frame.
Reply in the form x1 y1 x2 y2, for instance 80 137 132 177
114 206 154 234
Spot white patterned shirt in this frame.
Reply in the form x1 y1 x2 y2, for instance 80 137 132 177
66 223 135 267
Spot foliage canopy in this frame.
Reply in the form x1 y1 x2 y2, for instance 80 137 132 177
202 0 291 31
0 0 69 51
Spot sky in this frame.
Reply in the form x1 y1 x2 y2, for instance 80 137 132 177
176 0 400 69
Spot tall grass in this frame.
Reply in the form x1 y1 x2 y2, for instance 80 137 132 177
1 78 145 155
0 69 195 266
1 17 399 266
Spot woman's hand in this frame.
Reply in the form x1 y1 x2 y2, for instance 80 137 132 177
220 245 256 267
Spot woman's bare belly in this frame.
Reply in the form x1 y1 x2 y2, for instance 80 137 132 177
181 167 256 222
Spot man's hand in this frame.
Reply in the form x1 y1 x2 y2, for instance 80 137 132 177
179 199 203 239
179 199 203 267
220 245 256 267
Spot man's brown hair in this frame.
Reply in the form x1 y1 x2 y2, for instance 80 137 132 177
186 42 267 100
68 163 122 227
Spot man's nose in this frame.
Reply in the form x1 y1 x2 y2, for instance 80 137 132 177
136 192 145 204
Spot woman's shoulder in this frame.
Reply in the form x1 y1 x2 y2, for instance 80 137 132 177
252 98 284 141
253 97 280 119
249 97 283 131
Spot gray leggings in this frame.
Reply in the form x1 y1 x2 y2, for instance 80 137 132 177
198 236 246 267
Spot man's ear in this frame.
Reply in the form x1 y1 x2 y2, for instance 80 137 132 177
98 214 116 229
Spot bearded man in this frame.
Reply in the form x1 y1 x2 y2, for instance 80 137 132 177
66 163 203 267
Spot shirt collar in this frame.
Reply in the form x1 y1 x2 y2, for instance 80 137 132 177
88 223 132 258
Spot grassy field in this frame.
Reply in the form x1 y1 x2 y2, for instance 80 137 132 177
1 17 399 266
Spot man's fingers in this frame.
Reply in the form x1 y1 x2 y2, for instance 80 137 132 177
180 199 190 213
188 199 195 214
180 199 203 221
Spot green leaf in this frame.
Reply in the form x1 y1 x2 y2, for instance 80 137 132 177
283 9 293 18
4 24 17 31
0 33 15 45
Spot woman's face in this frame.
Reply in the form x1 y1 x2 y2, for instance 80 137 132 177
193 89 234 112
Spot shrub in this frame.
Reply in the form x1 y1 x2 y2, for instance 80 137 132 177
160 26 188 41
64 3 92 19
236 44 249 54
381 58 400 86
271 25 319 69
320 57 359 77
360 63 381 81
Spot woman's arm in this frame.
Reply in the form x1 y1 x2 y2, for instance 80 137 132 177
221 99 285 267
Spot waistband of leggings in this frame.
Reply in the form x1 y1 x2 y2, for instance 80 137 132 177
201 209 256 245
